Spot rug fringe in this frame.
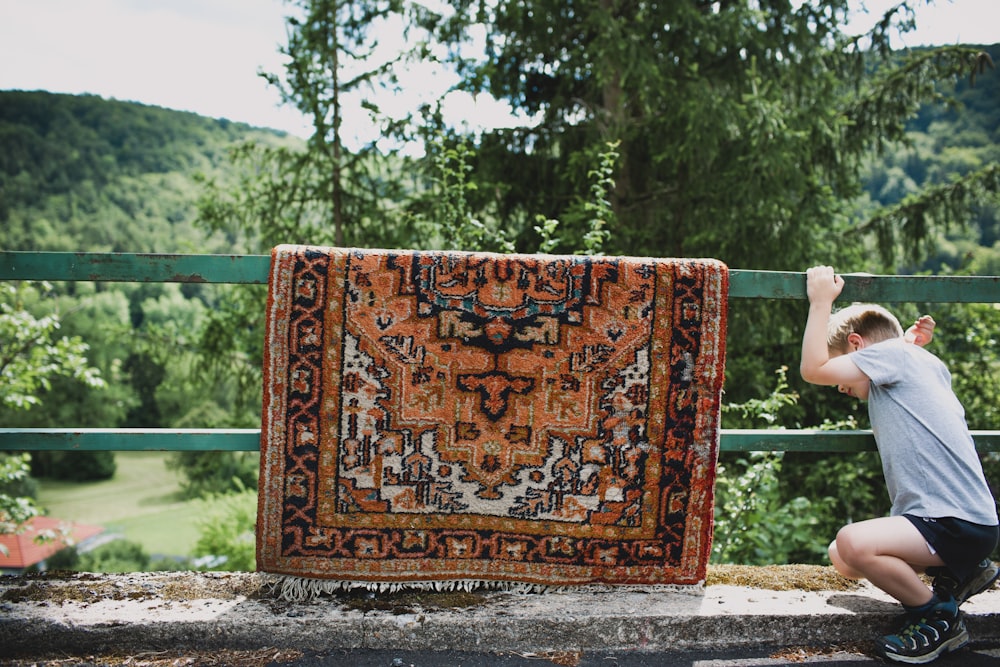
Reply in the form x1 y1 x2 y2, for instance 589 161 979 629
262 574 704 601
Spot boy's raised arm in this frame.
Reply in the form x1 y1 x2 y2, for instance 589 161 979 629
800 266 843 385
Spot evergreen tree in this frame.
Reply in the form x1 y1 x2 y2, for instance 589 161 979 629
437 0 997 268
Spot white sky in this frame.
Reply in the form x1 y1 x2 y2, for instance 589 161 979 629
0 0 997 146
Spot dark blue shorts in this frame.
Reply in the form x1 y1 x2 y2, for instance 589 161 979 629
905 514 999 581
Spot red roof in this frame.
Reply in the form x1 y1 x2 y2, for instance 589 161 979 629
0 516 104 570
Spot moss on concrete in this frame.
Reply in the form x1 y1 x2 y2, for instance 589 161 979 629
706 564 862 592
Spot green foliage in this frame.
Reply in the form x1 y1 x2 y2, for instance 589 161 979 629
0 454 38 540
0 281 110 526
577 140 618 256
714 369 885 565
74 539 151 573
932 302 1000 430
722 366 799 428
167 452 259 500
713 452 829 565
784 449 883 544
48 539 190 573
0 282 104 410
187 284 264 421
195 143 338 252
527 140 619 256
0 91 293 254
533 217 561 255
1 285 131 482
191 483 258 572
863 163 1000 264
448 0 875 264
30 451 117 482
0 92 301 487
407 133 516 253
42 541 82 571
0 453 38 503
715 368 830 564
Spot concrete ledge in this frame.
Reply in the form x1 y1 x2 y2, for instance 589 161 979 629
2 570 1000 659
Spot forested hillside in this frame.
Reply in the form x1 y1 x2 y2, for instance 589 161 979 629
869 44 1000 272
0 90 300 254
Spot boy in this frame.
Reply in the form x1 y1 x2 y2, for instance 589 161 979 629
800 265 999 664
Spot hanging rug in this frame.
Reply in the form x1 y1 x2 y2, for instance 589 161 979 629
257 245 728 596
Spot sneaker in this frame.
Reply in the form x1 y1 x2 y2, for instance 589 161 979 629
933 559 1000 604
878 599 968 664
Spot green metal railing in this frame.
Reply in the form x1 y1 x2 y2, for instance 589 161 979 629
3 250 1000 454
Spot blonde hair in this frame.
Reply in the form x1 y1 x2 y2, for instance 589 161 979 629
827 303 904 353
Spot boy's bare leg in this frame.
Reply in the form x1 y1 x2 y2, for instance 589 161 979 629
829 516 946 607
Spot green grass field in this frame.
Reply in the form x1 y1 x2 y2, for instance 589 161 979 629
36 452 211 558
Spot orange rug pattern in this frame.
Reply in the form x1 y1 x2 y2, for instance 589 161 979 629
257 245 728 589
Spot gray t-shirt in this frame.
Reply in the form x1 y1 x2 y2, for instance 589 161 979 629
851 338 998 526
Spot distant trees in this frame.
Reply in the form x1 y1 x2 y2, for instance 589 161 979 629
0 282 106 535
0 91 296 254
0 454 37 541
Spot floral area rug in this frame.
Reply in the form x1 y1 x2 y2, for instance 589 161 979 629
257 245 728 596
